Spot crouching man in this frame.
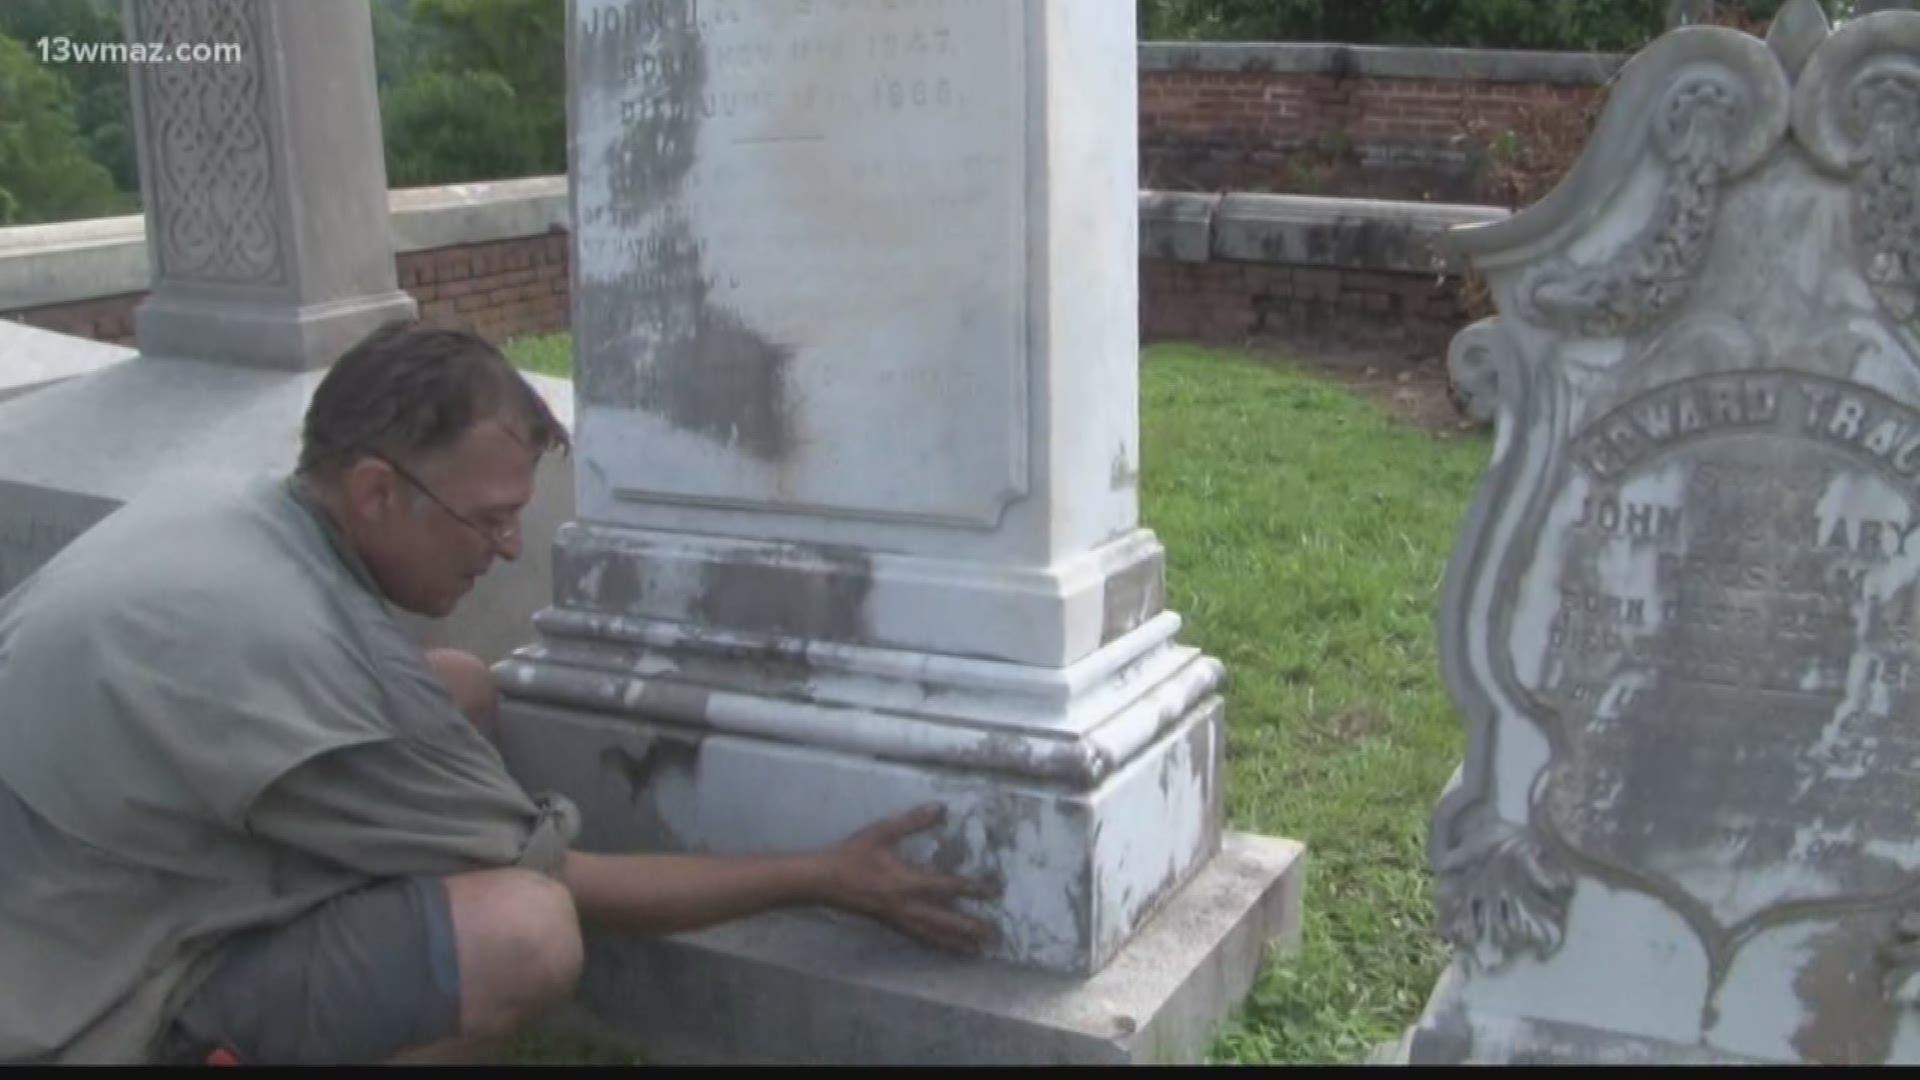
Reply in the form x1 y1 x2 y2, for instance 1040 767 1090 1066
0 325 998 1064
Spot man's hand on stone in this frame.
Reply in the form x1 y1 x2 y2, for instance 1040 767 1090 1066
821 804 1002 955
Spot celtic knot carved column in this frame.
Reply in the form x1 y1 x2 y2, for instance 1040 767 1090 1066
125 0 415 370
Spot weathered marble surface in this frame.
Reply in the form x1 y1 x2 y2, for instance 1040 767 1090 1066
1413 1 1920 1063
502 0 1244 984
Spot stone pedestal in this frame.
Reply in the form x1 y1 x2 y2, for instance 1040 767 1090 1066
124 0 415 369
495 0 1302 1060
1410 3 1920 1064
532 833 1304 1065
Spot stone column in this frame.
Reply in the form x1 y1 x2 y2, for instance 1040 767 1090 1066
123 0 415 369
505 0 1231 979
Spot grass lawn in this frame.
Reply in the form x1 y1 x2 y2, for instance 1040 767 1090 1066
508 333 573 380
498 334 1491 1064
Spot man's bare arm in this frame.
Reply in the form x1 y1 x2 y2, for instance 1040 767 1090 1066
560 849 827 934
559 805 1002 955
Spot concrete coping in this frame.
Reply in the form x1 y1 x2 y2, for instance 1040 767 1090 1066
0 176 568 312
1140 190 1510 273
4 179 1508 313
1139 41 1626 85
386 175 568 255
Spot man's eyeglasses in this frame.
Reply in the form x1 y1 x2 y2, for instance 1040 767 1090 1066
368 452 518 552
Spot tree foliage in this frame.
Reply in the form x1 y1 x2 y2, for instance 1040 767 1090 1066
0 33 122 226
0 0 136 198
0 0 1881 222
377 0 565 187
1138 0 1854 50
384 69 549 187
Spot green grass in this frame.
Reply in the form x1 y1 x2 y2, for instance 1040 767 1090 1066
498 333 1492 1064
1138 344 1488 1063
507 332 574 379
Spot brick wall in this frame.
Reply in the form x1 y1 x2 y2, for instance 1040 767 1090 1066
1 231 571 350
4 294 141 346
1141 257 1465 356
9 210 1476 364
1139 45 1616 202
401 231 571 342
5 46 1619 356
1138 190 1502 359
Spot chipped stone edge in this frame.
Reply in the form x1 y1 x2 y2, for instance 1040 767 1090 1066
497 613 1226 790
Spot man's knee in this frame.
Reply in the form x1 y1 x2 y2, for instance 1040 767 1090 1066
502 872 583 997
444 870 583 1035
425 649 500 741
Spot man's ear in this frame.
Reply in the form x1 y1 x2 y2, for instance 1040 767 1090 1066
339 456 400 526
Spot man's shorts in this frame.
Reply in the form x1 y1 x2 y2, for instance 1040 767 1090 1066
156 876 462 1065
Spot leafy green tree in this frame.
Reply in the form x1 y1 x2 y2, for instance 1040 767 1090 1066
376 0 564 186
0 33 122 225
0 0 135 196
1138 0 1663 49
383 68 546 186
371 0 418 91
1138 0 1852 49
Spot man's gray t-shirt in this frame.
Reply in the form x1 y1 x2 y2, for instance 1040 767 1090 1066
0 475 578 1063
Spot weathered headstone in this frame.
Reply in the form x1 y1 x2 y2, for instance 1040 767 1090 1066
0 0 570 662
1411 0 1920 1063
496 0 1303 1064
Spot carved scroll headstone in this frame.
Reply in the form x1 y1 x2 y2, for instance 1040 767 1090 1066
1413 0 1920 1063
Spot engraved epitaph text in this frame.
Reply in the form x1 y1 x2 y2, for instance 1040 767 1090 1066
571 0 1028 527
1425 8 1920 1057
